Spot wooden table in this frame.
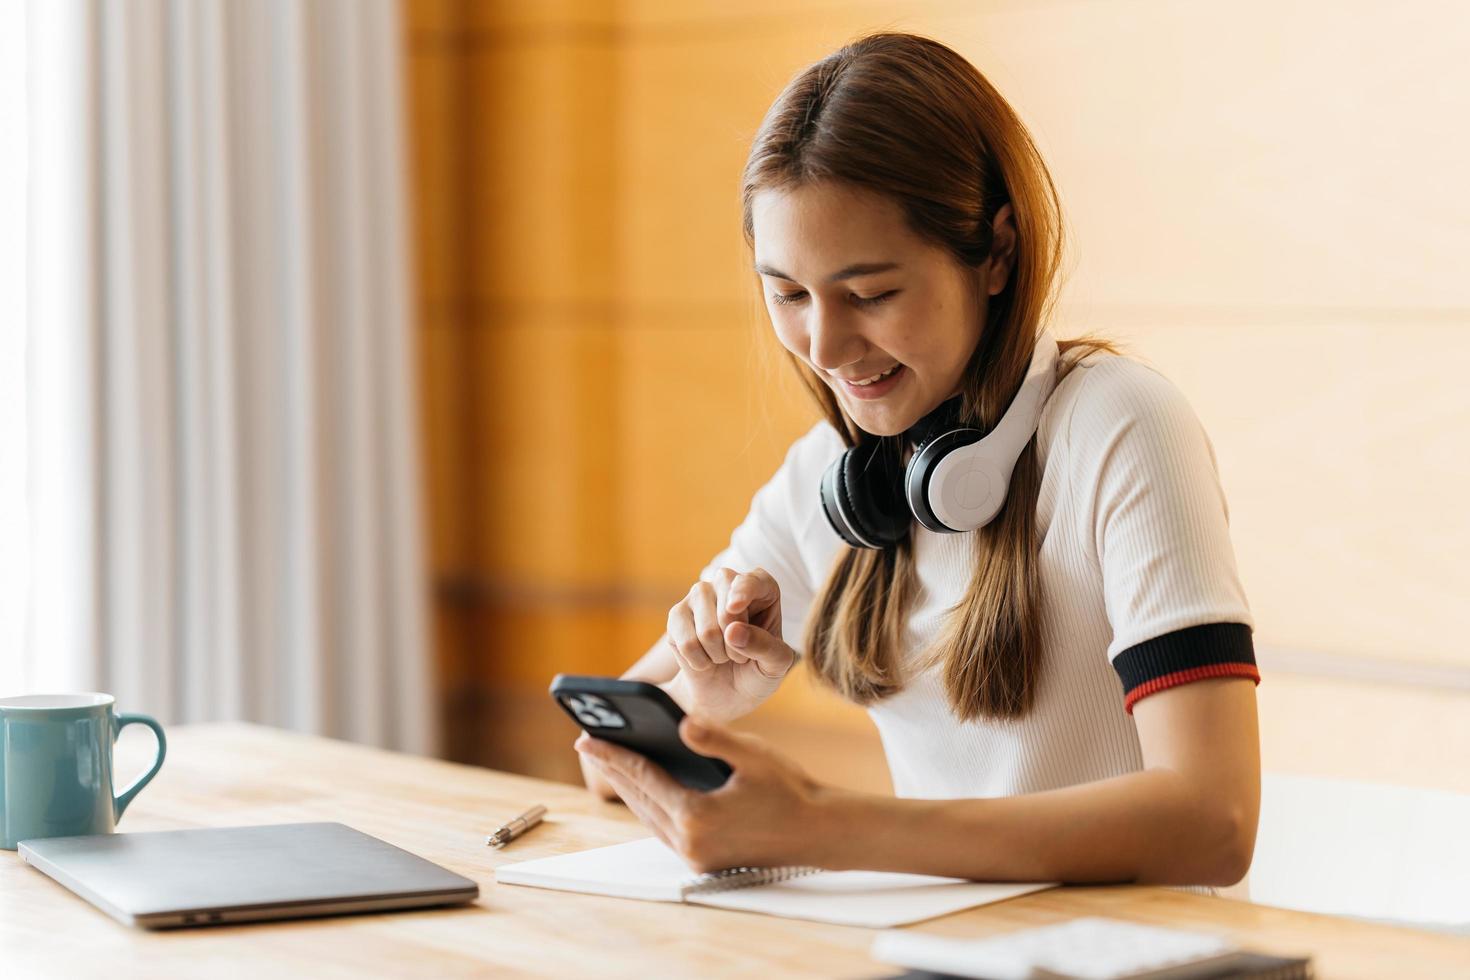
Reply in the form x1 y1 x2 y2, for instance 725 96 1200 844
2 724 1466 978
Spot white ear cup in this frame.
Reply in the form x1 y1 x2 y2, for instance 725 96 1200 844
930 451 1003 530
905 330 1059 533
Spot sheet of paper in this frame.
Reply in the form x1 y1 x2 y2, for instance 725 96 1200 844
496 836 1057 928
495 837 691 902
691 872 1054 928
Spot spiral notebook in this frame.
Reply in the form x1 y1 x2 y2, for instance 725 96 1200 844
494 837 1054 928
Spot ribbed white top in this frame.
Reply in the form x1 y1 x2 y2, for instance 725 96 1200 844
699 352 1254 802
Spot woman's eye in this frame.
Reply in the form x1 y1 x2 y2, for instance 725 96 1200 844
769 289 898 307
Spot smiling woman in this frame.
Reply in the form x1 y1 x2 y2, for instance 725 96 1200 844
579 31 1261 892
737 32 1144 724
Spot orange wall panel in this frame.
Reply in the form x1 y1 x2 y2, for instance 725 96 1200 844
617 317 817 588
405 49 466 321
468 42 618 309
417 320 473 577
471 318 620 586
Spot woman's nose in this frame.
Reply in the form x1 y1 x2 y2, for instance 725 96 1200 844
807 308 864 373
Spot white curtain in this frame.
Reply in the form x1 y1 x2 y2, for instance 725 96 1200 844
24 0 433 754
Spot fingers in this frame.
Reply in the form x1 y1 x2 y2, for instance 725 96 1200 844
724 619 795 680
724 567 780 620
667 588 714 673
668 573 743 671
577 736 691 817
668 568 784 675
710 569 750 665
578 749 621 802
589 760 678 848
686 581 730 666
577 737 690 851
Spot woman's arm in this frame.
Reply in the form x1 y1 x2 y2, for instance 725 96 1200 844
620 633 679 684
812 677 1260 886
577 676 1259 887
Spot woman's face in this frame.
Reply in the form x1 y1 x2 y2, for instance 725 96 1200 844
752 181 1016 437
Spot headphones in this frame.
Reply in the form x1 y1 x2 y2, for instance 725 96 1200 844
819 330 1060 549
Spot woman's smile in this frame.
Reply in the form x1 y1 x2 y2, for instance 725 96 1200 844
835 363 905 399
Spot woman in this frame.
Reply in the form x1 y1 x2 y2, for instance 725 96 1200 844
576 32 1260 889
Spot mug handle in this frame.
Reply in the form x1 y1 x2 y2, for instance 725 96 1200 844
113 713 167 820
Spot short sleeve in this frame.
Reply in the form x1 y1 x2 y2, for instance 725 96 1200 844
1066 358 1258 713
695 421 846 653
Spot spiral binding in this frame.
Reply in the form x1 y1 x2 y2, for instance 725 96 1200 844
682 864 824 895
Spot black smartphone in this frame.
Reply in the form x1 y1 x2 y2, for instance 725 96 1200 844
551 674 732 792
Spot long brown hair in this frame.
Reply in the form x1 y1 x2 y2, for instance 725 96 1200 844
740 32 1120 721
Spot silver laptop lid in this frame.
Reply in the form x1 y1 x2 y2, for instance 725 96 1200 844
20 822 479 928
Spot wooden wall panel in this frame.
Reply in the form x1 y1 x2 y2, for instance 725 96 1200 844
405 21 469 582
416 320 471 576
471 318 619 586
621 0 897 30
409 0 615 34
616 32 842 310
405 44 462 322
405 0 649 770
406 3 475 760
458 0 616 33
469 41 618 309
617 317 815 587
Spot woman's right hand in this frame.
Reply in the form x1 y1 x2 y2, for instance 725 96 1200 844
661 567 796 724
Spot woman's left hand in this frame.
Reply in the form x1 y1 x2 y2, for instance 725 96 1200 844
575 718 831 874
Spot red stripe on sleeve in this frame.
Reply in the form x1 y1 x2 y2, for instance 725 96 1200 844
1123 662 1261 714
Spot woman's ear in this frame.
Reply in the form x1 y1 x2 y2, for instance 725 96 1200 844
985 203 1018 296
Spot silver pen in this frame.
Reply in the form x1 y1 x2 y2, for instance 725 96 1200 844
485 804 547 849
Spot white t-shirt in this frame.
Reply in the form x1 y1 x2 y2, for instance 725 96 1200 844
698 352 1257 801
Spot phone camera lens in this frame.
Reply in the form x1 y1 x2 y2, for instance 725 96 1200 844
565 694 626 729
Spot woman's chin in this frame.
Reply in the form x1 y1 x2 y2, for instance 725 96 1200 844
844 400 919 438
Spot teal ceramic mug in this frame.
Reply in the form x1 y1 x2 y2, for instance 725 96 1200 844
0 693 167 850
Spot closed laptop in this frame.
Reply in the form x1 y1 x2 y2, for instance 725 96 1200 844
19 822 479 928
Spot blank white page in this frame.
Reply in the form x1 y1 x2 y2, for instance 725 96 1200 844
495 837 692 902
497 836 1056 928
691 872 1054 928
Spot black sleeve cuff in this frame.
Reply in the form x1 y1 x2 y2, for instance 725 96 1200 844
1112 622 1258 714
